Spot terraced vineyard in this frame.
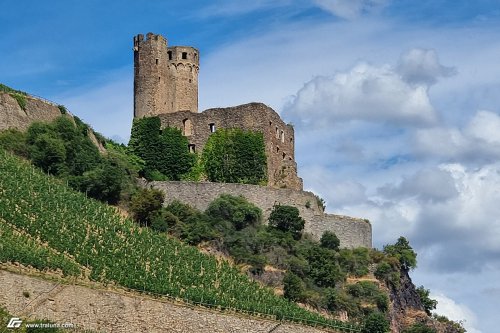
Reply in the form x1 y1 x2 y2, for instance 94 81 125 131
0 149 359 331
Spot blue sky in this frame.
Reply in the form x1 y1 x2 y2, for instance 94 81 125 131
2 1 500 332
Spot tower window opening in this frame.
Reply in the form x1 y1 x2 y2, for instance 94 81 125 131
275 126 279 139
188 144 196 153
276 146 280 153
281 130 284 143
194 53 197 60
168 51 172 60
209 123 216 133
155 58 159 65
159 76 161 81
182 52 187 59
282 152 286 160
183 118 193 136
269 121 272 126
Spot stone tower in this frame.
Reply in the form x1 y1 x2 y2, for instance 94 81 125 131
133 33 199 118
167 46 199 113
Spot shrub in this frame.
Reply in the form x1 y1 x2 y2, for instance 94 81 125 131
283 272 304 301
150 209 179 233
268 205 305 240
206 194 262 230
58 104 67 114
29 133 67 175
320 231 340 251
130 188 164 226
416 286 437 315
361 312 390 333
10 93 27 110
0 129 28 157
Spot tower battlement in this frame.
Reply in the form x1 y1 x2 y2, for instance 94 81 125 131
133 33 198 118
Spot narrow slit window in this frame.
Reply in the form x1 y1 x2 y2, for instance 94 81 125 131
281 130 284 143
275 126 279 139
209 123 216 133
155 58 159 65
167 51 172 60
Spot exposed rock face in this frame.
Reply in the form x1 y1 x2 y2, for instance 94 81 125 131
0 93 62 131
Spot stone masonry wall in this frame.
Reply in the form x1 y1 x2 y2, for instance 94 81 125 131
158 103 303 190
0 269 333 333
0 93 62 131
149 181 371 248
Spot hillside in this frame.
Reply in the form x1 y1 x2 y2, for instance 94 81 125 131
0 149 356 332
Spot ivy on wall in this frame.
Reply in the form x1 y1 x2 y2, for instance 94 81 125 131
201 128 267 185
129 117 195 180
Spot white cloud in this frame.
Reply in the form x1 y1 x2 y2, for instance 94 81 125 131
397 48 457 85
414 110 500 162
313 0 389 19
284 62 438 127
432 293 480 333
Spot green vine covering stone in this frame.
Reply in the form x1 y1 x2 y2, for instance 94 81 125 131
129 116 195 180
201 128 267 185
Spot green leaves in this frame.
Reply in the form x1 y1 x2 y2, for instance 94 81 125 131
202 128 267 185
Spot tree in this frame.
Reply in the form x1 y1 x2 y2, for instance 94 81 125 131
283 272 304 301
206 194 262 230
268 205 305 240
383 236 417 270
320 231 340 251
361 312 390 333
416 286 437 315
130 188 165 226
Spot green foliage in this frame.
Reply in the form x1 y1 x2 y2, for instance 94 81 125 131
283 272 305 301
302 244 344 288
0 220 82 276
0 128 28 157
416 286 438 315
383 236 417 271
129 117 195 181
361 312 390 333
201 128 267 184
10 93 27 110
0 151 361 332
29 133 67 174
374 258 401 288
205 194 262 230
320 231 340 251
268 205 305 240
432 314 466 333
339 248 370 277
315 194 326 211
181 153 204 181
402 323 437 333
57 104 67 114
130 188 165 226
0 83 27 95
150 209 179 233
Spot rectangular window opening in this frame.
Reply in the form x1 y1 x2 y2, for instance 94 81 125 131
168 51 172 60
209 123 216 133
182 52 187 59
188 144 196 153
155 58 159 65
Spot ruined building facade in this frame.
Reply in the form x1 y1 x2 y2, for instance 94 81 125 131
133 33 302 190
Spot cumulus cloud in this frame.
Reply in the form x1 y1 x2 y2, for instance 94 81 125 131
313 0 389 19
413 110 500 162
397 48 457 85
284 62 438 127
378 168 458 203
431 293 480 333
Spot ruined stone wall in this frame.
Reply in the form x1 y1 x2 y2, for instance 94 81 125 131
0 269 332 333
158 103 303 190
149 181 371 248
0 93 62 131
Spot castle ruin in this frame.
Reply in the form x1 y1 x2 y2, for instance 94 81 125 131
133 32 302 190
133 32 371 247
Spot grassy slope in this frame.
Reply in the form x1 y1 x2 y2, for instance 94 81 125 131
0 149 358 331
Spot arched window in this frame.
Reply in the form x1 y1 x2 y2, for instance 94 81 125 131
183 118 193 136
